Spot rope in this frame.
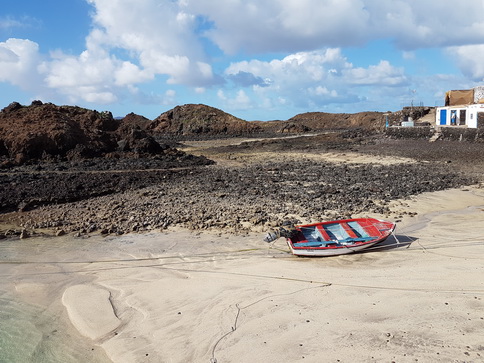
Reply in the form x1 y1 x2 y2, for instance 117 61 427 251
0 248 266 266
209 284 332 363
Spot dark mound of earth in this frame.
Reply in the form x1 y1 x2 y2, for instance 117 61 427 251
145 104 387 139
148 104 262 136
253 112 386 134
0 101 212 167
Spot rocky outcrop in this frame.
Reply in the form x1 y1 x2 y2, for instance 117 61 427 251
148 104 262 136
0 102 206 166
114 113 165 154
115 112 151 137
0 101 119 163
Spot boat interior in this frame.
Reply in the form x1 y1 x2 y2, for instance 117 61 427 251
293 220 388 248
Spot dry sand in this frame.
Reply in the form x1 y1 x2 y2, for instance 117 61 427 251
6 185 482 362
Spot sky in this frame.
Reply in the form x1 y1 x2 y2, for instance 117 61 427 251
1 0 484 121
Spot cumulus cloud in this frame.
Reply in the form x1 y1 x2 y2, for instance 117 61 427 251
0 38 43 89
85 0 216 86
344 61 408 86
3 0 223 106
447 45 484 81
217 89 252 110
184 0 370 53
2 0 220 106
224 49 408 110
40 47 147 104
0 45 19 62
184 0 484 53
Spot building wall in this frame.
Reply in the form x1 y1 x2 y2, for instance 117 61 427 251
436 105 484 128
474 86 484 103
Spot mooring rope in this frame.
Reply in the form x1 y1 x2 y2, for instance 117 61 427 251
0 248 267 266
209 283 332 363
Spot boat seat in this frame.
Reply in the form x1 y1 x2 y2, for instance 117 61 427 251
323 223 349 240
293 241 338 248
346 221 371 238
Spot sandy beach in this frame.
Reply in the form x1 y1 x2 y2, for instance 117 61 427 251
2 184 483 362
3 72 484 363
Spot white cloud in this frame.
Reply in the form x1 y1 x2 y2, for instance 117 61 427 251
224 49 408 110
217 89 251 110
0 45 19 62
41 49 117 103
308 86 338 97
1 0 218 106
0 38 42 89
344 61 407 86
115 61 152 86
77 87 118 104
447 45 484 81
185 0 369 53
31 0 220 105
185 0 484 53
85 0 216 86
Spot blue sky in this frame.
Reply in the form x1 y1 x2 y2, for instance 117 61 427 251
1 0 484 121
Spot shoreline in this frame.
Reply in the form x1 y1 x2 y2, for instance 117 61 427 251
2 185 483 362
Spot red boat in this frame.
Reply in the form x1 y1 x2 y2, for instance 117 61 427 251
268 218 396 257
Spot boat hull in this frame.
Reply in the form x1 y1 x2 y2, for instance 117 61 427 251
287 218 395 257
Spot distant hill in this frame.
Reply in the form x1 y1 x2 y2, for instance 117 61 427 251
288 111 384 129
249 111 385 135
147 104 386 136
147 104 262 136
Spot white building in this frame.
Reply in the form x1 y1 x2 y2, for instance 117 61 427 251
436 104 484 128
436 86 484 128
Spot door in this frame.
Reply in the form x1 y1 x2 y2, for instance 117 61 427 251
459 110 466 125
440 109 447 125
478 112 484 127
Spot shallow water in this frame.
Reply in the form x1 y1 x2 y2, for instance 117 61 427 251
0 295 42 362
0 236 112 363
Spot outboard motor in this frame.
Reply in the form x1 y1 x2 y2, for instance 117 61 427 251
263 229 281 243
263 222 298 242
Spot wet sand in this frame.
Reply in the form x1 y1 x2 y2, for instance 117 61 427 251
2 185 484 362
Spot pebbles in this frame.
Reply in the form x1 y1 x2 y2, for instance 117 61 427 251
2 157 475 237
